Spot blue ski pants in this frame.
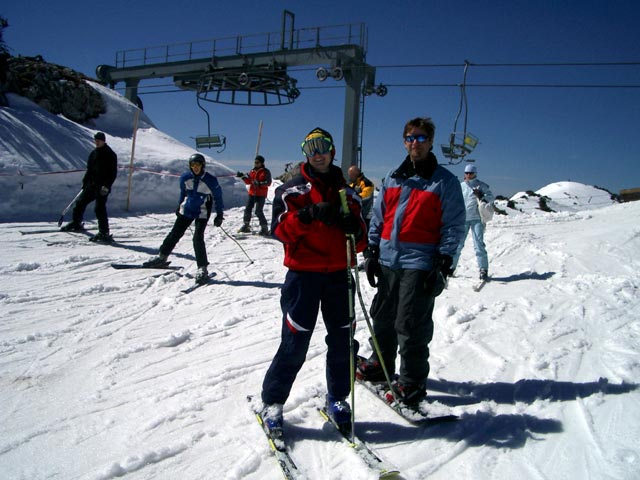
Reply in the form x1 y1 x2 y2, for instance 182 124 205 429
261 269 357 405
452 219 488 271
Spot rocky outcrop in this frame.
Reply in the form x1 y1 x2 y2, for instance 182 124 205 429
1 55 105 123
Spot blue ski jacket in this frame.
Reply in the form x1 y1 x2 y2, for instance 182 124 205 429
369 153 466 271
178 170 224 220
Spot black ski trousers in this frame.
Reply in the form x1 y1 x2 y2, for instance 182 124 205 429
72 189 110 234
242 195 268 229
369 266 435 386
159 214 209 267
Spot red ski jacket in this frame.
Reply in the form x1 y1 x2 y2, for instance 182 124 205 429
242 167 272 197
272 162 367 272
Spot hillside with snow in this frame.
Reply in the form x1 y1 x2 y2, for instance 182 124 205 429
1 82 639 480
0 82 247 223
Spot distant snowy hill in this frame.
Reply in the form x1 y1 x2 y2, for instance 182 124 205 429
0 82 246 222
495 181 619 216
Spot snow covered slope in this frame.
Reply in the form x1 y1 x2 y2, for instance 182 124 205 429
0 194 638 479
0 82 246 222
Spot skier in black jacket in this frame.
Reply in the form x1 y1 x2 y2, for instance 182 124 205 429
61 132 118 242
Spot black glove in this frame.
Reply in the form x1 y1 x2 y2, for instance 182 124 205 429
338 213 361 236
236 171 244 178
433 254 454 277
213 215 223 227
473 187 484 200
297 202 338 225
363 245 381 287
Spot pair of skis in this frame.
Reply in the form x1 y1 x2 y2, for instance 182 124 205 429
248 396 401 479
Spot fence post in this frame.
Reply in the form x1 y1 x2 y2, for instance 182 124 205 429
126 108 141 211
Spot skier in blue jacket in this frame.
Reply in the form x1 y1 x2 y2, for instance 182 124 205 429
143 154 224 283
451 164 495 280
357 117 466 406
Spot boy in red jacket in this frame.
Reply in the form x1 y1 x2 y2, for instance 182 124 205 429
259 128 367 439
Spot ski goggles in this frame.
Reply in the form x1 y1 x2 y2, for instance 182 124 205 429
301 136 333 157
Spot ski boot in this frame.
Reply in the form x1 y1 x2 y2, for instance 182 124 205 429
326 395 352 433
356 355 386 382
142 254 169 268
89 232 113 243
261 403 284 436
238 224 251 234
195 266 209 285
60 221 83 232
385 380 426 406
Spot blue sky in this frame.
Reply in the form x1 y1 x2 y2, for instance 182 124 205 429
3 0 639 196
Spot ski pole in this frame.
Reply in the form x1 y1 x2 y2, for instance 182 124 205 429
339 189 357 442
58 188 83 226
351 250 399 403
339 191 398 403
219 225 254 264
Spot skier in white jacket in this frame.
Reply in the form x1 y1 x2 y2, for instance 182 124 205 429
452 164 494 280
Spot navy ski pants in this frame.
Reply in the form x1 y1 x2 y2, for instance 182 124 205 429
261 269 357 405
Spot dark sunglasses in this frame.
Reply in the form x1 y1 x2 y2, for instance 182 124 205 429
404 135 430 143
301 137 333 157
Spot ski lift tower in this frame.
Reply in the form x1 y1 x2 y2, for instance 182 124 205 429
96 11 386 174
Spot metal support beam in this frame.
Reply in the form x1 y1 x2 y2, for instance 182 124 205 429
124 79 139 105
341 67 363 173
97 19 378 171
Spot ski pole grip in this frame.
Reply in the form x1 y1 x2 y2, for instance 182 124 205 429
338 189 349 217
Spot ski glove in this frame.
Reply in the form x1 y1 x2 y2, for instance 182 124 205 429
297 202 338 225
213 215 224 227
473 187 484 200
424 269 447 297
363 245 381 288
433 254 454 277
236 171 244 178
99 186 110 196
338 213 361 236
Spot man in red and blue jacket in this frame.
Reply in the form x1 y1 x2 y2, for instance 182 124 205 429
260 127 367 436
357 117 466 406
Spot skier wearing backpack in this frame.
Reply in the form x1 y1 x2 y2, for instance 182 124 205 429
259 127 367 437
451 164 495 280
143 153 224 283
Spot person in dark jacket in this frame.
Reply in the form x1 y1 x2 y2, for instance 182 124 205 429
143 153 224 284
236 155 272 235
61 132 118 242
357 117 466 406
259 127 367 437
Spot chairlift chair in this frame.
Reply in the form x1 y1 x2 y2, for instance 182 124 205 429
195 134 227 153
441 131 479 160
195 81 227 153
